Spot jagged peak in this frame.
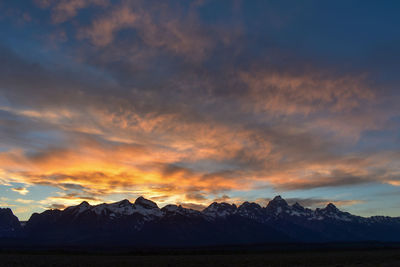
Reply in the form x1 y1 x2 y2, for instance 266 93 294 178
63 201 91 214
326 203 336 208
203 202 237 217
267 195 288 207
78 201 90 207
324 203 339 212
0 207 12 213
161 204 179 212
161 204 200 216
205 202 237 209
292 202 304 210
134 196 158 209
238 201 261 209
208 201 218 207
114 199 132 206
0 208 17 218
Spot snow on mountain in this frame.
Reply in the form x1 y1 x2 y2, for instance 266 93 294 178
237 201 264 220
6 195 400 245
313 203 355 222
161 204 202 216
202 202 237 218
132 197 162 218
24 195 396 228
289 202 313 217
63 197 163 219
265 195 292 216
92 199 135 216
46 196 369 224
64 201 91 216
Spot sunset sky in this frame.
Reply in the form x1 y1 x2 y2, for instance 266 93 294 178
1 0 400 220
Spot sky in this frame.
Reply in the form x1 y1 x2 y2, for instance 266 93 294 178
0 0 400 220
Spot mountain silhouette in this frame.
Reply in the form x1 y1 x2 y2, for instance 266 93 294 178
1 196 400 247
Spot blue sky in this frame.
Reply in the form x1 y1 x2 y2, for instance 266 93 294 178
0 0 399 220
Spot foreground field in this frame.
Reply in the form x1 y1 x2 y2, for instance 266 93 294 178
1 249 400 267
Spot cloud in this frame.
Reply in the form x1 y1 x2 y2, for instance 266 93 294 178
213 195 231 203
49 193 101 201
39 193 103 209
15 198 34 204
11 187 29 195
0 99 398 204
387 180 400 186
77 1 215 60
78 5 137 46
35 0 109 23
185 192 207 201
179 202 207 211
48 204 67 210
239 70 374 115
48 203 67 210
270 169 377 190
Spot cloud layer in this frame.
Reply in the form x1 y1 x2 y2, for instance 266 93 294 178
0 0 400 218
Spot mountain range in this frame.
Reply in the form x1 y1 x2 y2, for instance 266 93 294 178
1 196 400 247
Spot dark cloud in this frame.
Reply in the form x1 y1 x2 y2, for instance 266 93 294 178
274 169 385 191
185 192 206 201
11 187 29 195
213 195 231 203
50 193 101 201
179 202 207 211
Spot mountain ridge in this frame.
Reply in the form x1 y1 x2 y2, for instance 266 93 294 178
1 195 400 246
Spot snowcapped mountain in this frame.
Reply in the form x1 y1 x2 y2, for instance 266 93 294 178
161 204 202 217
203 202 237 218
1 195 400 246
89 197 163 219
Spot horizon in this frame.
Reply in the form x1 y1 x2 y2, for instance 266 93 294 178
1 1 400 221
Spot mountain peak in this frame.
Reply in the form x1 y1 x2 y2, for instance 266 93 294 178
267 195 288 207
161 204 179 212
134 196 158 209
0 208 13 214
239 201 261 209
0 208 17 220
78 201 90 207
325 203 339 212
207 202 237 209
237 201 263 218
64 201 91 214
265 196 290 216
292 202 304 210
203 202 237 217
115 199 132 206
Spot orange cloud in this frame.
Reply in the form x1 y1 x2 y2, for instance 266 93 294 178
35 0 109 23
239 70 374 115
78 5 137 46
1 99 398 208
387 180 400 186
77 2 214 60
